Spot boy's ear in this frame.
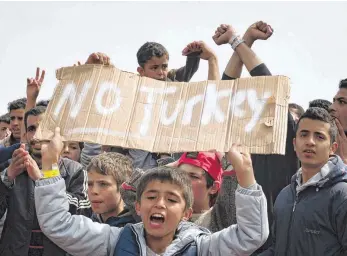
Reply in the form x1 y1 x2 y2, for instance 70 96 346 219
209 181 220 195
331 141 338 154
182 207 193 221
137 66 145 76
135 201 141 216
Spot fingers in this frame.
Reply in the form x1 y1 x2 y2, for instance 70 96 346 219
39 69 45 83
35 67 40 80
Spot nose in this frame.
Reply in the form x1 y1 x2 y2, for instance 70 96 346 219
329 102 337 114
12 118 19 126
306 135 316 146
154 196 166 209
63 144 69 153
89 184 99 195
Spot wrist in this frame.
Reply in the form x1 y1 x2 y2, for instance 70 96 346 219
242 35 255 47
207 55 217 62
7 167 15 182
236 171 256 188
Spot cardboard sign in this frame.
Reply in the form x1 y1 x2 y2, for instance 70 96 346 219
38 65 290 154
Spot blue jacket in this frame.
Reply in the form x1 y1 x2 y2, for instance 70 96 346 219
260 155 347 256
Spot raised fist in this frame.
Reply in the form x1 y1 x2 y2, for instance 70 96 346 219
86 52 111 65
244 21 273 42
212 24 237 46
182 41 216 60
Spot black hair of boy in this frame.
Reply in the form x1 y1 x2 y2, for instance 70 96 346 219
87 152 133 190
137 42 169 67
308 99 332 112
136 166 193 210
7 98 27 112
24 106 46 131
0 113 10 124
295 107 337 144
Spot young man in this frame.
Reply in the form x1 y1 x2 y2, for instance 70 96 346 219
0 98 26 147
0 69 91 256
0 113 11 141
120 151 238 233
28 127 268 256
87 152 137 227
259 107 347 256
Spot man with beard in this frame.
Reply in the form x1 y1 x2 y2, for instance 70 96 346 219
0 71 91 256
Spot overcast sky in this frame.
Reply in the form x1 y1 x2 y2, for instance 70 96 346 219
0 1 346 114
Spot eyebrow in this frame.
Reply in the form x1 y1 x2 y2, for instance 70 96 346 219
334 97 347 101
300 129 325 136
145 189 180 197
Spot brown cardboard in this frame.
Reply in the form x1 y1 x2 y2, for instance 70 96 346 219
38 64 290 154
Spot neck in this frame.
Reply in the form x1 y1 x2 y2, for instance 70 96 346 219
100 205 124 222
193 202 210 214
146 232 174 255
301 165 322 184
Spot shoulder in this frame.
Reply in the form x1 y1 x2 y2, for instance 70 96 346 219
59 158 84 177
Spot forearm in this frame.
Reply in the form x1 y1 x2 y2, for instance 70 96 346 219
224 37 254 78
234 42 263 72
207 56 220 80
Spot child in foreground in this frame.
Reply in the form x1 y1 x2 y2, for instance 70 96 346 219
28 128 269 256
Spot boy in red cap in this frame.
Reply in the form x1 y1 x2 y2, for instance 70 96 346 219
121 151 238 233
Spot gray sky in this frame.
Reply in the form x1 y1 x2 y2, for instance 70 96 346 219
0 1 346 114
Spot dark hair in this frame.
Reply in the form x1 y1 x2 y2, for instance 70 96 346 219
7 98 27 112
24 106 46 131
136 166 193 210
36 100 50 107
289 103 305 118
87 152 133 190
137 42 169 67
309 99 332 112
339 78 347 89
295 107 337 143
0 113 10 124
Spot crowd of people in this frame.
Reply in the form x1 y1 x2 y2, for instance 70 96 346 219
0 20 346 256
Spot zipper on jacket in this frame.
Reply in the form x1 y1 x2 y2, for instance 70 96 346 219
285 192 299 255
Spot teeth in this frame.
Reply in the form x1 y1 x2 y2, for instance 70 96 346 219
152 214 164 218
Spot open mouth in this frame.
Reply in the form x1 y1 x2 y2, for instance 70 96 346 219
150 213 165 224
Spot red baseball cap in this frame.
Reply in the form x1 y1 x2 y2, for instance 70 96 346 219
178 152 223 184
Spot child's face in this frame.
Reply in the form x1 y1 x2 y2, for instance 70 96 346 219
61 141 81 162
0 121 10 140
87 169 124 220
135 180 192 241
137 55 169 81
179 164 218 213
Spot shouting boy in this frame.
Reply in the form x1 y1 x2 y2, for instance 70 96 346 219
27 127 268 256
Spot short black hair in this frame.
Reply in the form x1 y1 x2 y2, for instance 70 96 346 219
24 106 46 131
36 100 50 107
137 42 169 68
136 166 193 210
295 107 337 143
309 99 332 112
339 79 347 89
289 103 305 118
7 98 27 112
0 113 10 124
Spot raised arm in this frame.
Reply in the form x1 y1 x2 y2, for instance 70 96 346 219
216 21 273 80
182 41 220 80
21 68 45 142
27 128 120 256
198 145 269 255
213 22 273 79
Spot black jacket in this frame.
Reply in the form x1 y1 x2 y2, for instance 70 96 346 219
260 155 347 256
0 158 91 256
